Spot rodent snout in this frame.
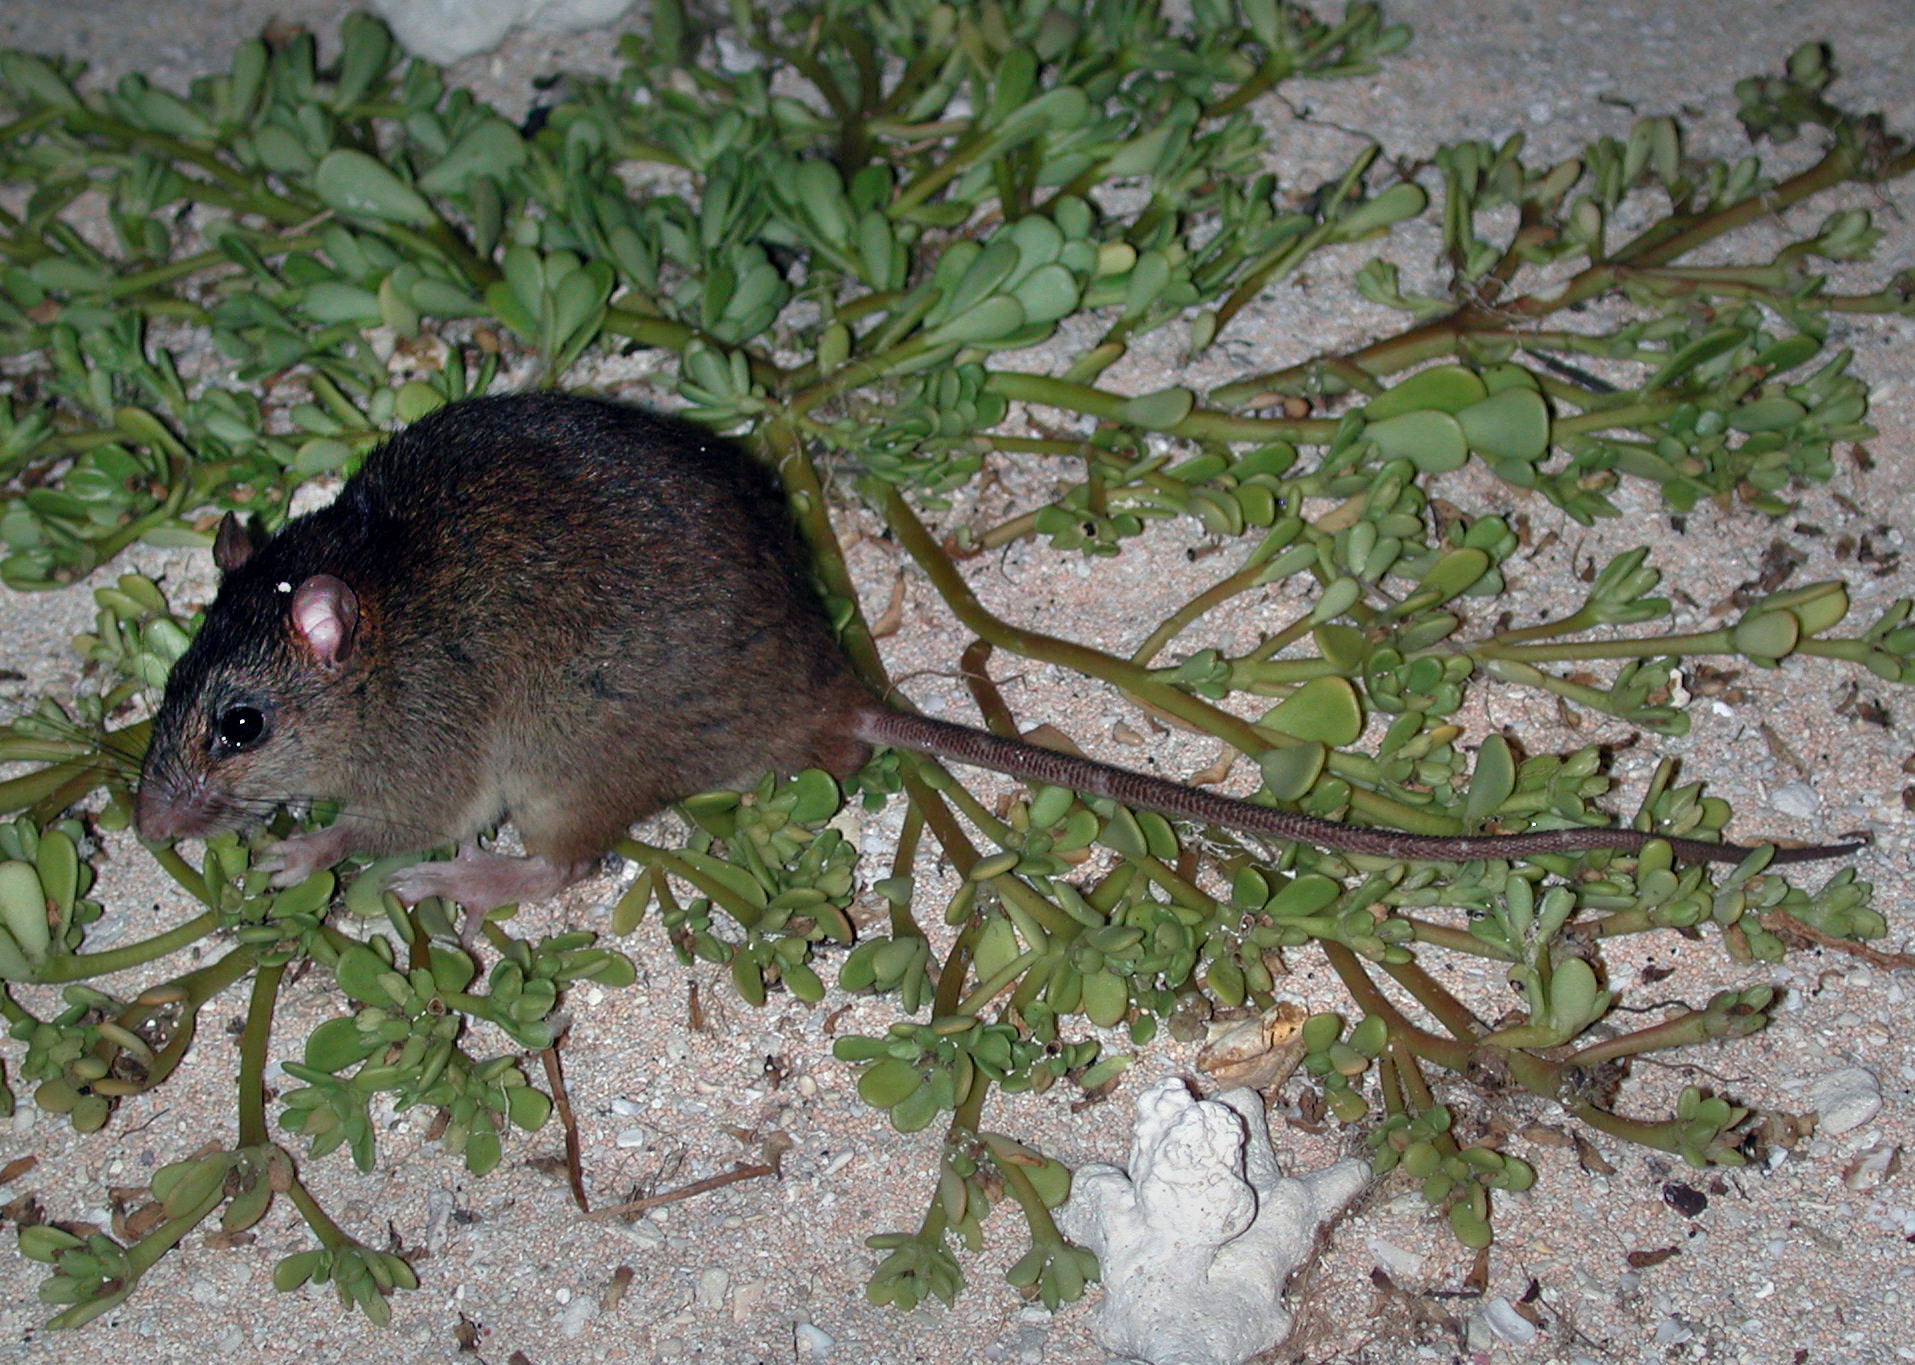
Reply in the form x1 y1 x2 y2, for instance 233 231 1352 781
134 769 217 842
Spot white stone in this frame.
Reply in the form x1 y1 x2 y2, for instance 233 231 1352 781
1809 1065 1883 1135
793 1321 835 1358
1770 780 1821 819
1058 1078 1370 1365
558 1292 597 1338
1654 1314 1695 1346
369 0 636 65
1367 1236 1425 1281
695 1265 729 1308
730 1279 766 1322
1483 1297 1537 1345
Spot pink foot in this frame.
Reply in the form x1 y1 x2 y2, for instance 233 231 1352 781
386 847 595 944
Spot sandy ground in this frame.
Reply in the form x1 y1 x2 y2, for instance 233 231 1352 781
0 3 1911 1364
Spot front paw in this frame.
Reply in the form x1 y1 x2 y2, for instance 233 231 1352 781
257 827 357 887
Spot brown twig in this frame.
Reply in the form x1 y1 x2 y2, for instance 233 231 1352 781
538 1043 590 1213
585 1163 778 1220
1758 910 1915 970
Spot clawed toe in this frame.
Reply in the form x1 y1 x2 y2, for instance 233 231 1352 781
386 854 590 911
386 850 595 947
257 829 355 887
385 863 458 905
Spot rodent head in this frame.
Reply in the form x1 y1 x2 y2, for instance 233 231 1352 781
136 513 367 842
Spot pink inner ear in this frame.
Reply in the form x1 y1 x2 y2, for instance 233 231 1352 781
290 574 360 665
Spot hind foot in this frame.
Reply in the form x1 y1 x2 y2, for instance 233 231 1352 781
387 845 596 943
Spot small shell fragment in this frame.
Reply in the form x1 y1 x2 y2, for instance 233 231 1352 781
1197 999 1309 1090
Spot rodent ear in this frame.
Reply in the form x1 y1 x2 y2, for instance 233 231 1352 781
213 512 259 574
289 574 360 668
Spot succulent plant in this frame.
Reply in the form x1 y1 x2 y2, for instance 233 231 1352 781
0 1 1907 1328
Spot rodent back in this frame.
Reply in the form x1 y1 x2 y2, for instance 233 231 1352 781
359 392 864 709
348 394 873 813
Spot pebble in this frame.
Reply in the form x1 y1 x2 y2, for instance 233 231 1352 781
1770 781 1821 819
1846 1143 1899 1190
1654 1314 1695 1346
423 1186 455 1248
821 1149 856 1177
369 0 636 65
696 1266 730 1309
558 1293 597 1338
793 1321 835 1359
732 1279 767 1322
983 1325 1052 1361
1367 1236 1426 1281
1483 1297 1538 1346
1464 1311 1495 1354
1809 1066 1883 1135
614 1220 666 1250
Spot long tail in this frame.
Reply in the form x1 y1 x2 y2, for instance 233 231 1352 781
851 708 1866 866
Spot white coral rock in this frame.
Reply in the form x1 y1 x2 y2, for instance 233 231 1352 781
369 0 635 65
1059 1078 1370 1365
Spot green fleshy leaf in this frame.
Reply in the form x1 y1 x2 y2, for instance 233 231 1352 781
1456 387 1550 461
416 119 526 194
1262 676 1363 744
1463 733 1515 827
1365 410 1470 472
313 149 435 226
1258 742 1326 801
1117 386 1195 430
1364 364 1488 420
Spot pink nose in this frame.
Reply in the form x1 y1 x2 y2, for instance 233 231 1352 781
135 776 200 841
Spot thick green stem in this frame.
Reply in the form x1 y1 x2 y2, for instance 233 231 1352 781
981 1130 1068 1245
236 957 286 1145
1566 1006 1716 1066
1322 941 1568 1098
1474 629 1728 664
1568 1102 1690 1154
1378 955 1485 1041
986 372 1339 444
30 908 222 980
1212 132 1907 403
1132 554 1298 667
617 839 768 932
1319 941 1472 1071
282 1172 354 1248
1403 916 1517 961
882 486 1275 753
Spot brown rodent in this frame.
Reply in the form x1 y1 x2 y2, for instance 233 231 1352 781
135 392 1863 927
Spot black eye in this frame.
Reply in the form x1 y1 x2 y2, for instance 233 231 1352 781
213 705 267 752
